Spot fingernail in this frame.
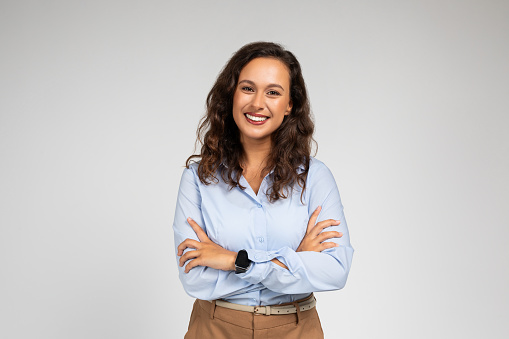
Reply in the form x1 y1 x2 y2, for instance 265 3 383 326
339 232 343 236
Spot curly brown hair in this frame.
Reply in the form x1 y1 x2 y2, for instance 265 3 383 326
186 41 317 203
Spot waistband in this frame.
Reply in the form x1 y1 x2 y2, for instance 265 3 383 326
208 293 316 316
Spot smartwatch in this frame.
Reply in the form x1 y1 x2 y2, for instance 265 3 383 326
234 249 251 274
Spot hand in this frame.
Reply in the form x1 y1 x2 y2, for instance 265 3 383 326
296 206 343 252
177 218 237 273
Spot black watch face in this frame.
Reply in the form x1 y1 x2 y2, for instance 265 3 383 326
235 250 250 269
235 250 251 274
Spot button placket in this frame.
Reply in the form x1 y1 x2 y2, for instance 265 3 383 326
253 199 266 251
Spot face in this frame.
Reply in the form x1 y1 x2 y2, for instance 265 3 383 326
232 57 293 147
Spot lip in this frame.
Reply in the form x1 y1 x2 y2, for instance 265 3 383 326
245 112 268 118
244 113 269 125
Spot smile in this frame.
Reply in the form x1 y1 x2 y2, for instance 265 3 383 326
244 113 269 124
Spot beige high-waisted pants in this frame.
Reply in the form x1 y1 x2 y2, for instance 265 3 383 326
184 294 324 339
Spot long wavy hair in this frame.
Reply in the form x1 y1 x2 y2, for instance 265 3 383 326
186 41 317 203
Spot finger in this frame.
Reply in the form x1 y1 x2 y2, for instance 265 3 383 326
306 206 321 233
320 242 339 251
187 218 209 242
310 219 341 237
184 258 201 273
316 231 343 243
177 238 200 256
179 250 199 267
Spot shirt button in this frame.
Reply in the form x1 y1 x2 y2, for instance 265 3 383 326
258 237 264 243
257 204 262 208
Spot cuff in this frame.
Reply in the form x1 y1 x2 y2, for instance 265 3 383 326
235 247 297 284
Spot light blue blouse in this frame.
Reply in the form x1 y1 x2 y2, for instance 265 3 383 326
172 156 354 306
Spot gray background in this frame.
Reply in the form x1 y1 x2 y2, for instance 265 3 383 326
1 0 508 338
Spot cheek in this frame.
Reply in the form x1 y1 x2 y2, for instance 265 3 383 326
268 99 290 116
232 95 245 126
232 95 239 111
233 92 248 111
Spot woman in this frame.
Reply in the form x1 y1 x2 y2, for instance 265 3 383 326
173 41 354 339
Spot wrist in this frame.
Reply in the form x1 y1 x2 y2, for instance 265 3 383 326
228 251 237 271
234 249 252 274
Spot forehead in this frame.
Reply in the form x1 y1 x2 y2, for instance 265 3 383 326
238 57 290 87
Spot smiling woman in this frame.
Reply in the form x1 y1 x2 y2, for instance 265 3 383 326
233 58 293 145
172 41 354 339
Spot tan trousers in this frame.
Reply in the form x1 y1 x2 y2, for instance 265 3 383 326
184 295 324 339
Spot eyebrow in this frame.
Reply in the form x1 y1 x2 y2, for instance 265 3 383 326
238 79 285 92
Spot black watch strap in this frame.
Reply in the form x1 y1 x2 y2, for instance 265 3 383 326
235 249 251 274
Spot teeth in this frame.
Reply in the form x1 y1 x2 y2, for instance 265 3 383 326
245 113 268 122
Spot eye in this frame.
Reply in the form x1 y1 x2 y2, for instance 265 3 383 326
267 90 281 96
241 86 254 92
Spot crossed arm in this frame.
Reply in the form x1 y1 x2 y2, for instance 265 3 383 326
177 205 342 273
173 163 353 299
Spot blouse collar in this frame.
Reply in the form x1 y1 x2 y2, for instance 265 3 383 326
220 161 306 175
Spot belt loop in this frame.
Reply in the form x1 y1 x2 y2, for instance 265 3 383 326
265 305 271 315
292 302 301 325
210 300 217 320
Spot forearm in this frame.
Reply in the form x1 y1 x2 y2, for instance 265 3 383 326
238 245 354 294
177 258 265 300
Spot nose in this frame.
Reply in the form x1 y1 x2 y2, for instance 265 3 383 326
251 91 265 110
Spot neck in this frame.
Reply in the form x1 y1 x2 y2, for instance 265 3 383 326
239 136 272 171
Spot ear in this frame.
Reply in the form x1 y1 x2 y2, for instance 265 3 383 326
285 100 293 116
